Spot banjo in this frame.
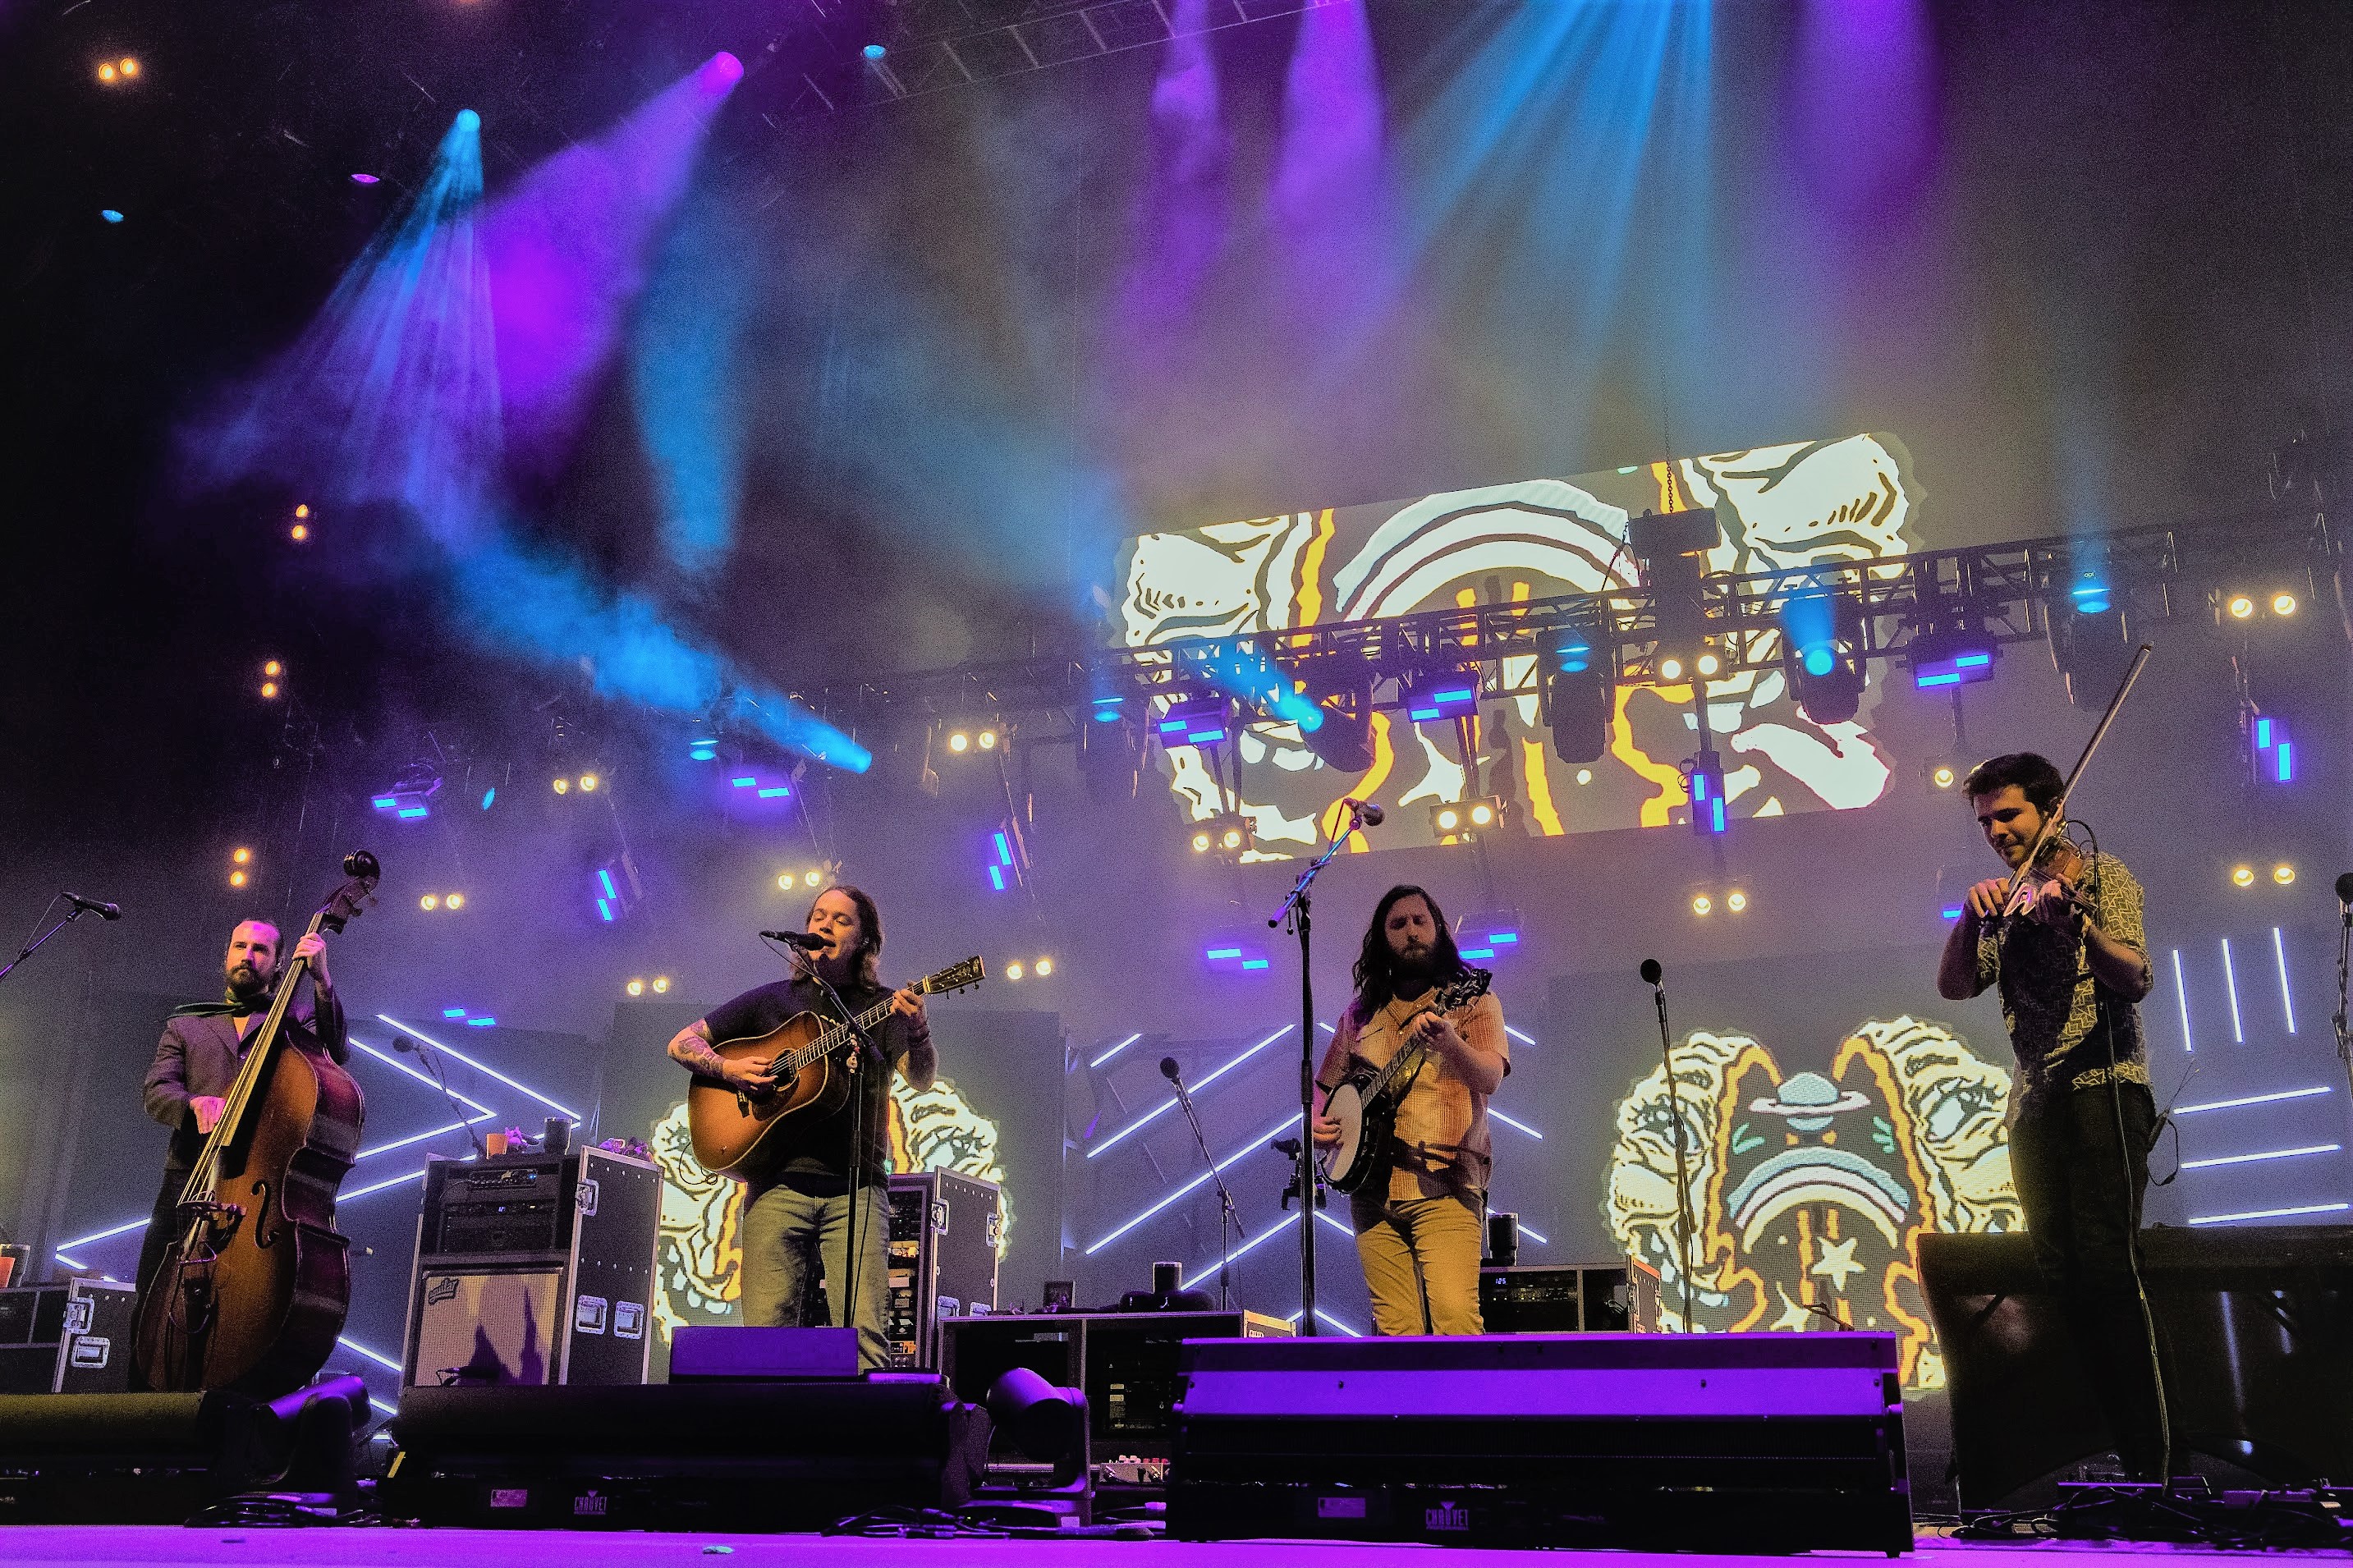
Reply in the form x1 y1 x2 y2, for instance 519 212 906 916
1319 966 1493 1195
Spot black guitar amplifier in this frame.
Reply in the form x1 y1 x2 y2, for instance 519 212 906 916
1479 1263 1631 1333
0 1281 138 1394
402 1147 661 1388
882 1171 1002 1369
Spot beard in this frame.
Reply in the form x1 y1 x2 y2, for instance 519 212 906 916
1391 944 1438 995
226 962 269 1002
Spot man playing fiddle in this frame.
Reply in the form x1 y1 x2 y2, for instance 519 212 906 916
1935 751 2168 1480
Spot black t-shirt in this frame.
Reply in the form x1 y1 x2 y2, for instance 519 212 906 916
702 974 909 1194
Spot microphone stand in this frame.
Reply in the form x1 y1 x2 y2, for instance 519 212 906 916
0 901 100 988
1166 1063 1246 1310
396 1036 490 1159
796 947 883 1364
2334 886 2352 1139
1268 802 1374 1334
1647 965 1698 1332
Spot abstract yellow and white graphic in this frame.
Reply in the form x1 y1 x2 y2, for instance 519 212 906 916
1605 1016 2017 1389
647 1075 1009 1338
1113 435 1921 856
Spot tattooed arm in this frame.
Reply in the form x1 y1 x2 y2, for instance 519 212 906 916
667 1019 774 1091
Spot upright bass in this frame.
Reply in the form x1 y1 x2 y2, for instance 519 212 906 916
133 850 378 1396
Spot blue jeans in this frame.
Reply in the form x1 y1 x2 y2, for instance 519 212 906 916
737 1181 892 1369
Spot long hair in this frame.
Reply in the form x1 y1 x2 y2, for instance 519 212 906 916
1351 884 1463 1013
811 884 884 988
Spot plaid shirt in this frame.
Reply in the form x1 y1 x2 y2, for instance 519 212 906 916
1974 847 2149 1119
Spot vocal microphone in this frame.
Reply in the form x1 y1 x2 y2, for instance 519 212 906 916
2335 871 2353 905
760 929 830 951
1343 798 1385 827
1640 957 1663 987
63 893 121 921
1160 1055 1193 1103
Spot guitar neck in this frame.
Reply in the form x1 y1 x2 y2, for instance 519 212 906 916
783 992 901 1075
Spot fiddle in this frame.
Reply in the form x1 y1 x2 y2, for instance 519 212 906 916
1999 834 2092 928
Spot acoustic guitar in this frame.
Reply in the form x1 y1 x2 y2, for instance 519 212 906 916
686 956 984 1181
1319 966 1493 1196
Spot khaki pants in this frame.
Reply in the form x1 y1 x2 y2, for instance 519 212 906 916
737 1181 892 1368
1350 1190 1485 1336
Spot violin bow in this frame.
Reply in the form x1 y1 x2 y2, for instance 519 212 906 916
1998 641 2155 915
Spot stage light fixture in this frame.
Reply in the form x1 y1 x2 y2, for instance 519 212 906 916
263 660 282 678
2273 864 2296 886
978 728 999 751
2231 864 2256 888
552 777 570 795
1930 763 1957 791
1157 695 1232 748
1188 814 1252 858
1034 957 1054 978
445 892 466 910
100 209 123 223
805 869 822 887
688 736 718 762
1658 656 1684 681
259 681 280 699
578 773 599 792
97 62 118 84
1781 589 1866 725
1691 893 1713 917
1686 750 1729 836
119 57 139 78
2249 711 2296 786
1297 692 1375 774
420 894 438 910
1430 795 1507 840
2272 592 2298 617
295 504 310 520
1909 625 1998 689
1695 652 1722 677
863 42 888 60
1401 673 1480 724
1538 626 1612 764
232 846 251 864
947 731 971 754
2226 594 2256 621
1006 961 1025 982
1727 889 1750 913
229 869 248 889
290 523 309 542
654 974 672 993
626 979 645 997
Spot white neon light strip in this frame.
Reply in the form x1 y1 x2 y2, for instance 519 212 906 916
1517 1223 1549 1245
337 1335 405 1373
2220 940 2245 1043
342 1167 430 1202
2273 928 2296 1034
1490 1108 1544 1140
379 1016 583 1121
2182 1143 2341 1171
1314 1209 1354 1239
1505 1025 1539 1046
56 1217 149 1251
2177 1085 2331 1115
53 1251 87 1271
350 1038 498 1117
2188 1201 2350 1226
369 1397 397 1417
1181 1211 1301 1288
1085 1112 1301 1254
1319 1021 1337 1034
1087 1025 1291 1159
2171 950 2193 1054
359 1117 488 1160
1089 1032 1143 1069
1285 1308 1365 1337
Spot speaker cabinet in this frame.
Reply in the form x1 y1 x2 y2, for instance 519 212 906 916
401 1147 660 1387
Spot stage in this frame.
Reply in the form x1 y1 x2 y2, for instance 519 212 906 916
1 1526 2346 1567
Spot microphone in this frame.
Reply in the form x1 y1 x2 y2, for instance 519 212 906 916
393 1036 488 1159
63 893 121 921
1160 1054 1244 1304
1640 958 1663 987
1344 798 1385 827
1159 1056 1182 1082
2335 872 2353 905
761 929 830 951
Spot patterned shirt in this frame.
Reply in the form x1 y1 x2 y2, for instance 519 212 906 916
1319 988 1509 1204
1972 847 2149 1119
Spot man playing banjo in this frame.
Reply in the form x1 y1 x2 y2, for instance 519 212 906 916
1311 884 1509 1336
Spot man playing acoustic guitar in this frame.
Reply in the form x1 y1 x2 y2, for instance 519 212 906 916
666 885 931 1368
1312 884 1508 1336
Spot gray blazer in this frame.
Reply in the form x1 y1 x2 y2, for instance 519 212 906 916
144 983 347 1172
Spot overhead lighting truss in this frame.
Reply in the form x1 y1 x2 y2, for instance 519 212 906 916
796 507 2335 737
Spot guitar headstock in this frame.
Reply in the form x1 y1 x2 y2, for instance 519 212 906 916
317 850 382 935
1438 965 1492 1014
920 956 986 996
